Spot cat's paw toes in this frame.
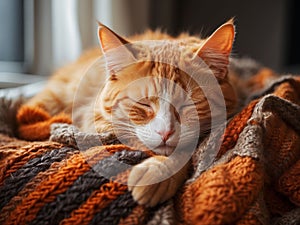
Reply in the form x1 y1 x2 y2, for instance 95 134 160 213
128 157 175 207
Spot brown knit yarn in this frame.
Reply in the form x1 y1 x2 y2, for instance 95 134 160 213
0 142 63 185
59 172 129 225
277 160 300 206
60 146 153 225
216 99 259 158
5 152 90 225
146 201 175 225
1 75 300 225
273 208 300 225
1 141 150 225
0 149 77 224
178 156 264 225
236 194 269 225
274 83 299 105
118 205 148 225
263 114 300 182
0 134 28 162
264 188 295 217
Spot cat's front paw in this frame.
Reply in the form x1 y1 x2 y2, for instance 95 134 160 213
128 156 179 207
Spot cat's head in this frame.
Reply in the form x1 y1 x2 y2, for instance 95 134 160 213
95 20 237 156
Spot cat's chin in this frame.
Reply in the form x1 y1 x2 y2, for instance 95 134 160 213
153 145 175 156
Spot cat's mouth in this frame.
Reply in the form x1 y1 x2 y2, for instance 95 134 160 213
153 145 175 156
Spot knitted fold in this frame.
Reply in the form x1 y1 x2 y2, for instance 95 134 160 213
0 75 300 225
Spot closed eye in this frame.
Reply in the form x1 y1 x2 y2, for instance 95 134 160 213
137 101 151 107
128 100 155 125
128 97 152 108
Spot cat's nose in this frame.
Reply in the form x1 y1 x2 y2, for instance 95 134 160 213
156 130 175 143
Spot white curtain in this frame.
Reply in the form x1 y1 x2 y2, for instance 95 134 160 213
34 0 149 75
52 0 82 69
0 0 150 97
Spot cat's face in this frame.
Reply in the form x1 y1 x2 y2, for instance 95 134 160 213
98 61 207 156
96 20 237 156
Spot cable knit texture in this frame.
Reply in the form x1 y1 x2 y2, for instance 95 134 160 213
0 73 300 225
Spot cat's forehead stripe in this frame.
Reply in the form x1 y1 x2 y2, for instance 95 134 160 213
146 41 183 69
151 63 179 81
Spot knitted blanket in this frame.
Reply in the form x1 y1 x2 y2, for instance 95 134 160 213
1 74 300 225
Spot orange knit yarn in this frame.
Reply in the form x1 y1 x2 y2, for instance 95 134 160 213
277 160 300 206
217 99 259 158
0 142 63 185
5 152 90 225
263 114 300 182
0 75 299 225
0 152 73 224
118 205 147 225
273 82 300 104
179 156 264 225
60 171 129 225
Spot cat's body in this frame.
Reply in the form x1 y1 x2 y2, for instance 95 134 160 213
26 20 237 206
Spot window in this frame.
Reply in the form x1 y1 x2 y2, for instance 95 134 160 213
0 0 149 93
0 0 29 73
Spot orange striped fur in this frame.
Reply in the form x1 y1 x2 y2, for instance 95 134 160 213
23 20 238 207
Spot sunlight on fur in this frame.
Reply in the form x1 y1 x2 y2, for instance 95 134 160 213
26 19 237 207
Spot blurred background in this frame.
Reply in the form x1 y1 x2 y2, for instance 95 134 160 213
0 0 299 94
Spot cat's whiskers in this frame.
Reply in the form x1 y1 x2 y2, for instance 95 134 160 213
115 134 136 140
112 120 135 127
113 127 136 135
24 20 238 208
111 122 137 137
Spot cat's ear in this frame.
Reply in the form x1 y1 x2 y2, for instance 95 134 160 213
196 19 235 79
98 22 136 74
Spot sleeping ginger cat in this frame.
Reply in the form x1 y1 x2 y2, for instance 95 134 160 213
24 19 237 207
